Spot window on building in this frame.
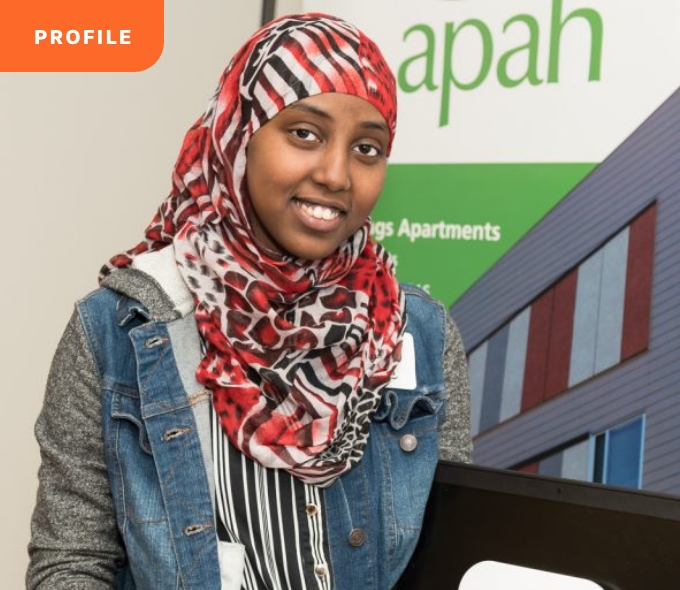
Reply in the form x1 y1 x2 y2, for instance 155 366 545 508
592 416 644 488
468 204 655 437
516 416 644 490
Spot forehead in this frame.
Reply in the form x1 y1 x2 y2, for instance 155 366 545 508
276 93 389 132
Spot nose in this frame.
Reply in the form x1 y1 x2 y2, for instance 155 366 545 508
311 142 351 192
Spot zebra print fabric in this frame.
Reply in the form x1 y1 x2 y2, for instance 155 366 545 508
101 13 403 486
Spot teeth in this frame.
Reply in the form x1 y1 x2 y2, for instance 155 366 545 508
300 202 340 220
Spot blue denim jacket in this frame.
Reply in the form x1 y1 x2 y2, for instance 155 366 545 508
77 283 446 590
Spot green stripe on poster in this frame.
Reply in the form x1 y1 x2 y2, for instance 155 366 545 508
373 163 596 305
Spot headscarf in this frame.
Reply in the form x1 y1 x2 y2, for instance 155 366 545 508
101 13 404 486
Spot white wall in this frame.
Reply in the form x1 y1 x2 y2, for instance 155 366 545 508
275 0 304 17
0 2 260 585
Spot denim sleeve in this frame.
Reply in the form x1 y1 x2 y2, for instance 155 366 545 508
27 309 124 589
438 314 473 463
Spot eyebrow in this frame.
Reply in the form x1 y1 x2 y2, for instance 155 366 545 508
286 102 390 134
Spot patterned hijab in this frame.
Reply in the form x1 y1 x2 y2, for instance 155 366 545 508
102 13 404 486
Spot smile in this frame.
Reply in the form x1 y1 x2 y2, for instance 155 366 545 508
292 198 345 230
297 200 341 220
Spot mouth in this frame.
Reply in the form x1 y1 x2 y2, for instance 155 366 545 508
292 197 346 230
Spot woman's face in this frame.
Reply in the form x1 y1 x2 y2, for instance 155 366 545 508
245 93 391 260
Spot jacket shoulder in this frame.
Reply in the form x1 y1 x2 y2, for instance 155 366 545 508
399 282 440 305
400 283 445 326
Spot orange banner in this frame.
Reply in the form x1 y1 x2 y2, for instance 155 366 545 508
0 0 163 72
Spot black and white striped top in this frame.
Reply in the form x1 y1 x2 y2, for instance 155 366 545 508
212 408 333 590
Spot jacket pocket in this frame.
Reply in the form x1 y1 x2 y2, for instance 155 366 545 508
373 387 443 432
109 390 167 525
112 393 153 455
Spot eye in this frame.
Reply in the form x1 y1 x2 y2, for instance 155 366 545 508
290 128 320 142
354 142 382 157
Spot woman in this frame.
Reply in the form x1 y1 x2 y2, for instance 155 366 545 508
27 13 471 590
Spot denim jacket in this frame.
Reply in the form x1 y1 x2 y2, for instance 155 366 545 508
28 257 471 590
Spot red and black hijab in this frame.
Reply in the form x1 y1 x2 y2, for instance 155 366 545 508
102 13 404 486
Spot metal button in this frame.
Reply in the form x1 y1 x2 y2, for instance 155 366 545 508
399 433 418 452
348 528 366 547
305 503 319 517
314 563 328 577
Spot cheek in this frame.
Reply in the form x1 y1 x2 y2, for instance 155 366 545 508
244 135 286 202
248 152 304 199
355 168 387 213
245 162 281 214
343 174 385 239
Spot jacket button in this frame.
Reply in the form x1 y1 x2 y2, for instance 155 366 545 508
348 528 366 547
399 434 418 452
305 503 319 516
145 336 167 349
314 563 328 577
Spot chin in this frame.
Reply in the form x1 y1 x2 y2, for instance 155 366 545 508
285 240 341 261
291 248 337 261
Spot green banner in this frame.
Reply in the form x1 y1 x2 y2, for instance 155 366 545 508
374 163 596 305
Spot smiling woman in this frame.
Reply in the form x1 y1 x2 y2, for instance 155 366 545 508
27 12 472 590
246 93 389 260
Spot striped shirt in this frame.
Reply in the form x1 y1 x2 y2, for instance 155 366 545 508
212 408 333 589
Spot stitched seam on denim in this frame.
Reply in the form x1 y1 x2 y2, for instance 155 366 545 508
149 422 210 587
114 418 128 535
102 380 139 397
76 300 104 382
376 428 398 562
